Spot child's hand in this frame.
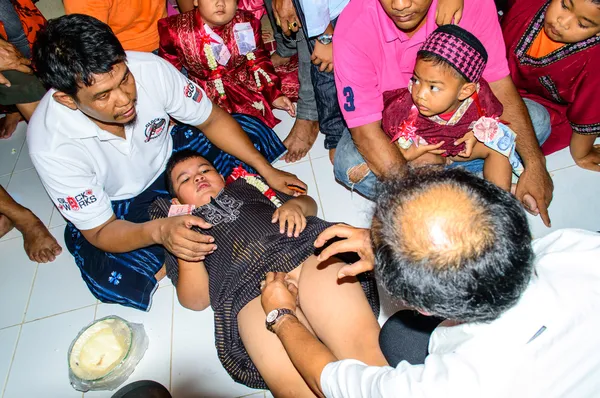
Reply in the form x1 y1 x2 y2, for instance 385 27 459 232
573 144 600 172
311 41 334 73
398 140 446 161
454 131 477 158
272 96 296 117
436 0 463 25
272 202 307 237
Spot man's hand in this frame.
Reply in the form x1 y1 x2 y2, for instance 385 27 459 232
454 131 477 158
262 167 308 196
314 224 374 279
515 163 553 227
272 0 301 36
272 96 296 117
157 215 216 261
272 202 306 237
260 272 298 314
311 41 333 73
435 0 464 25
0 39 32 86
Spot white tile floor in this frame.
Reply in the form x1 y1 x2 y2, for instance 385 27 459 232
0 109 599 398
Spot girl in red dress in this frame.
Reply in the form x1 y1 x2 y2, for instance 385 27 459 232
502 0 600 171
158 0 296 129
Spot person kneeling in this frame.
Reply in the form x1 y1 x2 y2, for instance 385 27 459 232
149 150 386 396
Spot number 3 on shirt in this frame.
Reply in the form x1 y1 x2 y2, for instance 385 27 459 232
343 87 356 112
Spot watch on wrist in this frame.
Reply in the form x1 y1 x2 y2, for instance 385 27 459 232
265 308 297 333
317 33 333 45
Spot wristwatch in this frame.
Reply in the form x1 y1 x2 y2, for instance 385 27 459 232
265 308 297 333
317 33 333 45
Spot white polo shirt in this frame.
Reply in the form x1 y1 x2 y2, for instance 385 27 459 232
27 52 213 231
321 229 600 398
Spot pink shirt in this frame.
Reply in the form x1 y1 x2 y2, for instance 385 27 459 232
333 0 510 128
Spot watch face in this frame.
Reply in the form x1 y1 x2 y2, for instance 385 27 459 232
266 309 279 323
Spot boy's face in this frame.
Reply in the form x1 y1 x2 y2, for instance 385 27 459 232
410 59 474 117
195 0 237 27
170 157 226 206
545 0 600 43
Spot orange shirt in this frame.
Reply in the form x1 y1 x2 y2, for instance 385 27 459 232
526 26 565 58
64 0 167 52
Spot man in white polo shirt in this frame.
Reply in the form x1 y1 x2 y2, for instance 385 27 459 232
28 14 304 311
260 168 600 397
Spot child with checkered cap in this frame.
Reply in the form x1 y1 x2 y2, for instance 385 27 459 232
382 25 516 191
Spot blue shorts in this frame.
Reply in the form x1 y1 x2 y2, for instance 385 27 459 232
65 114 286 311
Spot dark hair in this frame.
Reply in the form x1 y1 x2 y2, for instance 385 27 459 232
33 14 127 96
416 52 466 82
372 167 534 323
165 149 210 197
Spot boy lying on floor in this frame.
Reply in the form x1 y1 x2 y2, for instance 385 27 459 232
149 149 386 396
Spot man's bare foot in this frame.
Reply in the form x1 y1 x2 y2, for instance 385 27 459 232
511 184 539 215
155 264 167 282
0 112 22 139
15 211 62 263
0 214 15 238
271 53 291 67
283 119 319 163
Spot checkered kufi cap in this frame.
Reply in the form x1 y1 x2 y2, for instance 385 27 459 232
418 25 488 83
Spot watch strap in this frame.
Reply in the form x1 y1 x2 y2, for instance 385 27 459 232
266 308 297 333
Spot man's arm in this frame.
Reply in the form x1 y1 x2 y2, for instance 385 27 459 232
81 214 215 262
197 104 307 195
261 272 336 397
488 76 553 227
350 121 408 178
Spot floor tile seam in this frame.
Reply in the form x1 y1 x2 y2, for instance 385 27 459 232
276 157 310 169
20 262 39 324
7 136 27 177
9 166 35 177
0 324 22 398
307 157 327 220
22 303 97 325
237 391 267 397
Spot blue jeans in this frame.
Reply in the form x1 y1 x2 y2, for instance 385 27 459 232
0 0 31 58
333 98 552 199
293 1 346 149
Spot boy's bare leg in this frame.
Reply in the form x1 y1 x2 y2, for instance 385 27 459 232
0 186 62 262
450 144 512 191
238 296 317 397
297 255 388 366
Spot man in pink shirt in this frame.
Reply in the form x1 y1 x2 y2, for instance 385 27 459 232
332 0 554 227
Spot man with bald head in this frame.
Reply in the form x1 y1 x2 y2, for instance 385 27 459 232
260 167 600 397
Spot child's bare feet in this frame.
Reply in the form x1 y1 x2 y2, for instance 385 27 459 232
16 212 62 263
283 119 319 163
0 112 22 139
271 53 291 67
0 214 14 238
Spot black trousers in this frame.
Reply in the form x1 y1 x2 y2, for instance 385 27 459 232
379 311 443 366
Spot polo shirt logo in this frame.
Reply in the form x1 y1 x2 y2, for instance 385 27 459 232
57 189 97 212
185 81 203 103
145 118 167 142
343 87 356 112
